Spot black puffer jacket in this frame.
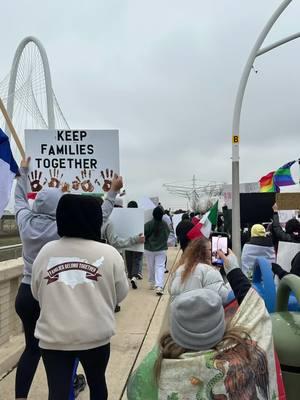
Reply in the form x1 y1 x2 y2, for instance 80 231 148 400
271 213 300 247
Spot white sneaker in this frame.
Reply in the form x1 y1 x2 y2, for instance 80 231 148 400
148 282 155 290
156 287 164 296
131 277 138 289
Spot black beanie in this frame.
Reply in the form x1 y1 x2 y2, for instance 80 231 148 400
127 200 138 208
56 194 102 242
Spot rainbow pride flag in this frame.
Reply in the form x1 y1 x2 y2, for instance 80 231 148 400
259 171 279 192
273 160 296 187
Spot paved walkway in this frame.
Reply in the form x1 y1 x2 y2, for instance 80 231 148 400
0 248 180 400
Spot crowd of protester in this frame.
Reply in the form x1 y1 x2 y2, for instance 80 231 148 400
12 158 300 399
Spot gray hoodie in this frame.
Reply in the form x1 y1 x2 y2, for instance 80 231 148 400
15 167 117 284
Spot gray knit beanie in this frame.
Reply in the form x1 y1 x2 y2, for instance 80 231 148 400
170 288 225 351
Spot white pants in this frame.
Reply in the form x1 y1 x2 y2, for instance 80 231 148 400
145 250 167 288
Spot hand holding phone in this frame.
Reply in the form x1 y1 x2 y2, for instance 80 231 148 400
211 233 228 266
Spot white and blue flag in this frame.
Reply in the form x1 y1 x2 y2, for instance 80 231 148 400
0 129 19 217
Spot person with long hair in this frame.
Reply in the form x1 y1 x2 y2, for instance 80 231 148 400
175 213 194 252
170 237 231 305
31 194 129 400
127 250 282 399
144 206 170 295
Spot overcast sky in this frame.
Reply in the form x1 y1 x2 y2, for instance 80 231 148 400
1 0 300 209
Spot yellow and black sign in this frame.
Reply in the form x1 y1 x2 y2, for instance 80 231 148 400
232 135 239 144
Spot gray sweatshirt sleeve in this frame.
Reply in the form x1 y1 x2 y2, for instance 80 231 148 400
105 222 140 250
14 167 32 229
31 248 44 301
113 253 129 304
101 191 117 224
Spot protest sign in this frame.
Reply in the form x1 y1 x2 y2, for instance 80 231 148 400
24 129 119 194
138 197 156 223
276 193 300 210
138 197 156 209
278 210 298 223
108 208 144 252
276 241 300 272
172 213 184 234
222 182 259 208
150 196 159 206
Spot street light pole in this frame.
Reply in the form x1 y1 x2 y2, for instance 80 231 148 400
231 0 293 259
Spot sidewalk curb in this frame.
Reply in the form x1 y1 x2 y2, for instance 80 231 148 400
0 335 24 380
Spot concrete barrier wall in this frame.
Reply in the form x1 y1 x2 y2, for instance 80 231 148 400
0 245 22 262
0 216 18 234
0 259 23 346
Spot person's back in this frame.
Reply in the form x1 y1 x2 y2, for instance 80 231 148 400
125 200 145 288
175 214 193 252
171 263 230 305
127 251 282 400
170 238 230 305
144 219 169 252
14 158 123 399
31 194 129 399
144 207 170 295
32 237 127 349
241 224 275 277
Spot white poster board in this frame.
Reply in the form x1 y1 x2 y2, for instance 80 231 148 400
172 213 184 235
150 196 159 206
276 241 300 272
109 208 144 252
144 209 154 224
278 210 298 224
138 197 156 209
24 129 119 195
222 182 259 208
138 197 156 224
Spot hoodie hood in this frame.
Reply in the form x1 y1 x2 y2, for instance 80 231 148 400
32 187 63 217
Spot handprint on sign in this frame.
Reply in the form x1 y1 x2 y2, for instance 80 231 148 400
28 170 46 192
60 182 71 193
72 177 81 191
48 169 63 188
80 169 94 192
100 169 114 192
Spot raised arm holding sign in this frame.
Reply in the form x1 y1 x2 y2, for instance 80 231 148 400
25 129 120 195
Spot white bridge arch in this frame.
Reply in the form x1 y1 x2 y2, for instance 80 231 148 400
0 35 69 150
6 36 55 131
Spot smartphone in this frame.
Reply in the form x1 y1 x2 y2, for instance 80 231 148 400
211 233 228 266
